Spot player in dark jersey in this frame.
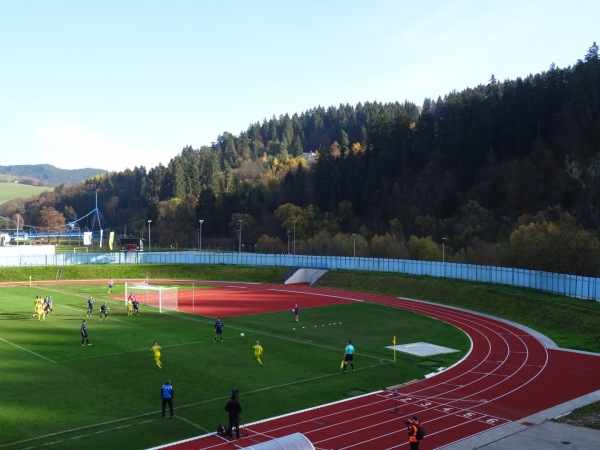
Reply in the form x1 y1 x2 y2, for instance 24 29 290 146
81 320 91 346
214 318 224 342
87 296 95 317
99 302 110 319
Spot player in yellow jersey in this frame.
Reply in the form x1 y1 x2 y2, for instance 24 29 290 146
151 341 162 369
127 299 133 316
33 296 40 319
34 297 45 320
253 340 263 365
38 300 46 320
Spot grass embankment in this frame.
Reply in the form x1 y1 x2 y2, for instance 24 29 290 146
0 264 289 285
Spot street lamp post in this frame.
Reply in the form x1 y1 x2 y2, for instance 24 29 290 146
293 220 297 256
16 213 20 246
442 237 446 263
148 220 152 252
352 233 357 257
238 220 242 253
199 219 204 252
287 231 290 255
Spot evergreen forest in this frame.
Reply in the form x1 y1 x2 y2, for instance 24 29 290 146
2 43 600 277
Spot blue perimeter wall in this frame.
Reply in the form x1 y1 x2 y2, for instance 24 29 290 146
1 250 599 302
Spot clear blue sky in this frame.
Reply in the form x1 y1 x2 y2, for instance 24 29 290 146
1 0 597 172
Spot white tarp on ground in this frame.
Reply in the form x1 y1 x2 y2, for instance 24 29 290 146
240 432 315 450
387 342 458 356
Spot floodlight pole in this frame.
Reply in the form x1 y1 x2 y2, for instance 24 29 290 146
199 219 204 252
293 220 297 256
352 233 357 257
238 220 242 253
442 237 446 263
148 220 152 252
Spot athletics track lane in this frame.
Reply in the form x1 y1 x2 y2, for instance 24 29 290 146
156 284 600 450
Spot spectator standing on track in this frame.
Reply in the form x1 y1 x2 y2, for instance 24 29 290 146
224 390 242 440
292 304 299 322
407 416 422 449
160 379 174 418
342 339 355 372
214 317 224 342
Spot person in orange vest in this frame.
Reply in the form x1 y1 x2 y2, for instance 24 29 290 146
406 416 424 449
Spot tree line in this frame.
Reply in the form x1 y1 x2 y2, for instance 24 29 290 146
2 43 600 276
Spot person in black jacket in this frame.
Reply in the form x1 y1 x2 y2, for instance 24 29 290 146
407 416 422 449
224 390 242 440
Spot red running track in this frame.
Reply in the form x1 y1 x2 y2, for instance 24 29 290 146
152 284 600 450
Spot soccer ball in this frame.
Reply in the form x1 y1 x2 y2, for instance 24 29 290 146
240 332 245 337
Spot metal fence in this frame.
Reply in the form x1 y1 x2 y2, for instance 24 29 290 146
2 250 599 302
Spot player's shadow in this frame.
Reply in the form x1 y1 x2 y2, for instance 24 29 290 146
0 313 36 320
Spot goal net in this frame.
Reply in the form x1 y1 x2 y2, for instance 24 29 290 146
124 282 178 313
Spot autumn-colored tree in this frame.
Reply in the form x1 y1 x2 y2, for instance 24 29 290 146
406 235 441 261
274 203 315 240
510 212 600 276
257 234 284 254
39 206 66 230
370 233 404 258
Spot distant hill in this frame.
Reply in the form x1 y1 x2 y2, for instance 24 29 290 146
0 164 107 187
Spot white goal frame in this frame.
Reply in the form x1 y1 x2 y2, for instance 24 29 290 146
124 282 179 313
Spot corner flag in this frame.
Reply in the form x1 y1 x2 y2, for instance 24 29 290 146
392 336 396 361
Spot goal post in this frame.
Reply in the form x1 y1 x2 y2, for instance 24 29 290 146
124 282 178 313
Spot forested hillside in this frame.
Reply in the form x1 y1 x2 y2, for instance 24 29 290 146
2 44 600 276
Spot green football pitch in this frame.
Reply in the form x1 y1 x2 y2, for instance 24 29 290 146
0 281 469 450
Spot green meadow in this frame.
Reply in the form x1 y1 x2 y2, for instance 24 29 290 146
0 181 50 204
